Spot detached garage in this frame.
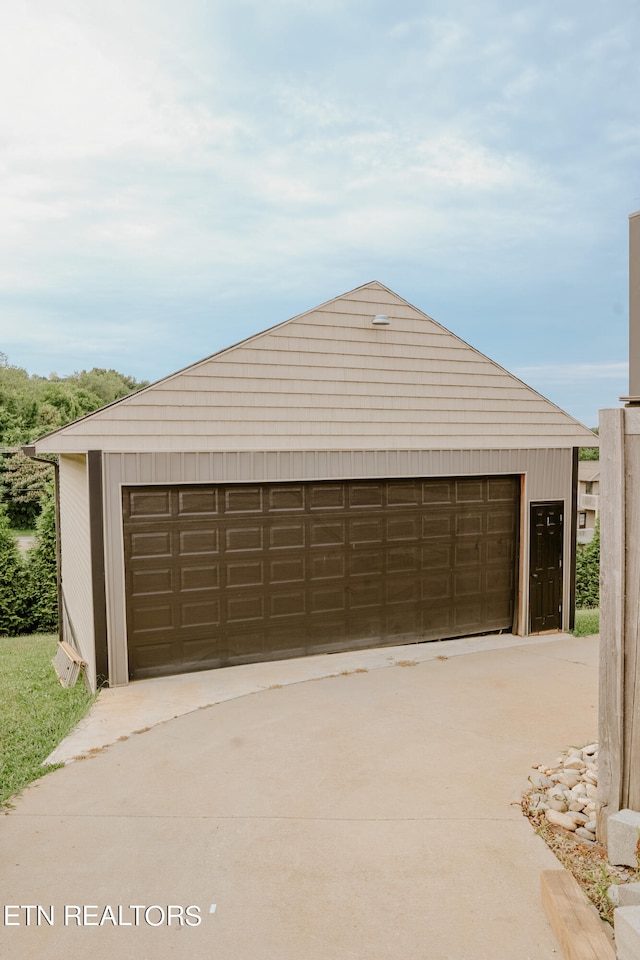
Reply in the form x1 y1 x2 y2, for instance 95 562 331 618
27 282 597 690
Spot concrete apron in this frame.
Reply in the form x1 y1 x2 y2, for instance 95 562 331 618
1 633 599 960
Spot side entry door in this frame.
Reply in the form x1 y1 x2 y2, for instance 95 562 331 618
529 501 563 632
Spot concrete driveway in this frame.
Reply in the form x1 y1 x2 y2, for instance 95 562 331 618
1 633 599 959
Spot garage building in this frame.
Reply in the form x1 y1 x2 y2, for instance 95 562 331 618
27 282 597 690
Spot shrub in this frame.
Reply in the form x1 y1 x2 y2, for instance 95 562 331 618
24 486 58 633
576 520 600 609
0 504 28 634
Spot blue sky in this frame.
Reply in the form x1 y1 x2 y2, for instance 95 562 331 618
1 0 638 428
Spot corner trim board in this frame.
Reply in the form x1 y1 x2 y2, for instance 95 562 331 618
88 450 109 687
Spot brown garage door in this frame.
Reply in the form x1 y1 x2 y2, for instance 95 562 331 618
123 476 519 680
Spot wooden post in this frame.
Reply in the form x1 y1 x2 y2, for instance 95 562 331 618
599 211 640 838
598 408 626 839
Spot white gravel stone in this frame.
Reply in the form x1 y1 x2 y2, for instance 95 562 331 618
575 827 596 842
546 809 578 830
564 757 585 770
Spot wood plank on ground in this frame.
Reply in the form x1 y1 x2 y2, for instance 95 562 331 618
540 869 616 960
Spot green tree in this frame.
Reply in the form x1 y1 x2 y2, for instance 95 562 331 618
0 503 27 635
576 519 600 609
579 427 599 461
24 486 58 633
0 451 51 528
68 368 148 405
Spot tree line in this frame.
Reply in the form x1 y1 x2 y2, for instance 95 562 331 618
0 355 147 635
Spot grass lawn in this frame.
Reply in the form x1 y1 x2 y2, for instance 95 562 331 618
0 634 95 807
9 528 37 538
572 608 600 637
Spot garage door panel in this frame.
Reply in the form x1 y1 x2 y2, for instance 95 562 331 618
388 545 422 572
179 528 219 556
349 517 384 543
486 538 515 562
132 603 174 633
422 603 453 635
454 569 483 596
311 520 345 546
310 553 344 579
309 484 344 510
267 485 304 512
422 480 454 504
349 550 384 577
487 477 519 502
129 531 172 559
130 568 173 597
454 541 482 566
225 526 263 552
180 565 220 592
270 557 306 583
131 641 177 675
270 590 306 618
180 599 221 628
387 480 420 506
349 581 383 608
454 599 483 628
225 627 265 661
224 487 263 513
387 578 420 604
348 483 383 508
487 510 518 535
226 559 264 588
181 637 224 667
178 488 219 516
387 606 421 637
127 489 172 519
226 594 264 622
421 543 452 569
423 514 452 538
310 586 346 614
269 521 305 548
456 479 485 503
387 514 421 541
124 476 519 679
455 513 484 536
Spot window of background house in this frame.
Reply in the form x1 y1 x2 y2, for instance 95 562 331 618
579 512 587 529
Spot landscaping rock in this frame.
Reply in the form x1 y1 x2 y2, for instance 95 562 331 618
575 827 596 842
546 809 578 831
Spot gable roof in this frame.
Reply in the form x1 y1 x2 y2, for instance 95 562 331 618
578 461 600 483
32 281 598 454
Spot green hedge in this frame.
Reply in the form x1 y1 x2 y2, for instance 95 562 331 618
576 520 600 609
0 491 57 635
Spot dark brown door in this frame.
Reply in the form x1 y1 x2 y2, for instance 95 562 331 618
123 476 520 680
529 501 563 632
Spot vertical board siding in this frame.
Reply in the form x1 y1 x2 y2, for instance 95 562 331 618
59 455 96 688
103 447 574 685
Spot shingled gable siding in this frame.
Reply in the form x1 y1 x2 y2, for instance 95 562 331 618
102 447 572 686
31 284 597 454
58 455 96 686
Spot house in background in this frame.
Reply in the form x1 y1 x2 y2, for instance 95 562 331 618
26 282 598 691
577 461 600 545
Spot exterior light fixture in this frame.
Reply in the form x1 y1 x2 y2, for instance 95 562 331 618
371 314 390 325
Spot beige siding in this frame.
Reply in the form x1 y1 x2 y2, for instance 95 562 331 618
34 282 597 454
103 447 574 685
59 455 96 689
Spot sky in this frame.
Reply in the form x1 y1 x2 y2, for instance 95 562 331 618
1 0 639 428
